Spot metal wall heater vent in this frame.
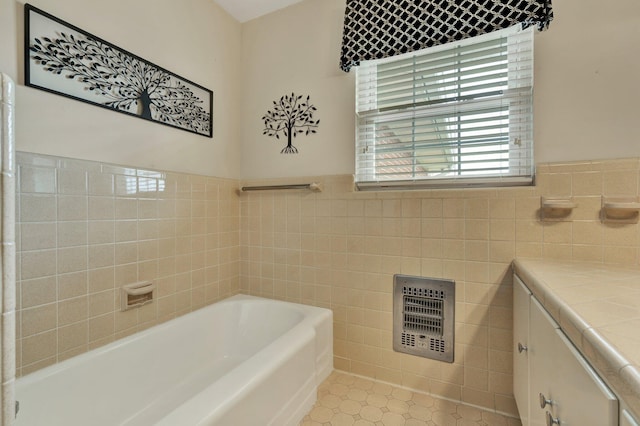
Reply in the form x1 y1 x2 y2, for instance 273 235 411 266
393 274 455 363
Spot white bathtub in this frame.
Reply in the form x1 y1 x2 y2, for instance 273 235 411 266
15 294 333 426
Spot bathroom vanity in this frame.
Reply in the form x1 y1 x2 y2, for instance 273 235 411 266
513 259 640 426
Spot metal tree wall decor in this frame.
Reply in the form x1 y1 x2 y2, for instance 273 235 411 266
262 93 319 154
24 4 213 137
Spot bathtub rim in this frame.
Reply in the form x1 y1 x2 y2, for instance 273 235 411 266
16 293 329 385
15 294 333 426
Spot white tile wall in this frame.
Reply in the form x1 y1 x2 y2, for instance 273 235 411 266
13 148 640 418
239 159 640 416
15 152 241 376
1 72 16 426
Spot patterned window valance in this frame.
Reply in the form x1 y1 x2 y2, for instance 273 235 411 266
339 0 553 72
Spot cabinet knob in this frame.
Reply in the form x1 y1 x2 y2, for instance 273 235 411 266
546 411 560 425
518 342 528 353
539 392 553 409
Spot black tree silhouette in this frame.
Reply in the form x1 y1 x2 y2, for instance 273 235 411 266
30 32 210 135
262 93 319 154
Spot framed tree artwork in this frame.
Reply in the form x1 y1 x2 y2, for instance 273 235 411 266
24 4 213 137
262 93 319 154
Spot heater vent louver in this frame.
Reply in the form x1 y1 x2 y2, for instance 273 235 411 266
401 332 415 347
393 275 455 363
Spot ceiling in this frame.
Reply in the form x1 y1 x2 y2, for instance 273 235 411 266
213 0 306 23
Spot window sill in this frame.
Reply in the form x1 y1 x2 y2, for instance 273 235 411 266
355 176 534 191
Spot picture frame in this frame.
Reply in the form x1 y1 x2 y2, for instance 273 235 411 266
24 3 213 138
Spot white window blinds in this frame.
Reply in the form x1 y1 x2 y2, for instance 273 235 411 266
355 26 534 190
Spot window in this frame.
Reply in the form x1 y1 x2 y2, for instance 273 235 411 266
355 26 534 190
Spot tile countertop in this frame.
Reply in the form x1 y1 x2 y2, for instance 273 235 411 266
512 258 640 419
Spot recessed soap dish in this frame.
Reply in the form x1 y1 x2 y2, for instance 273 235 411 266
121 281 155 311
540 197 576 220
601 196 640 222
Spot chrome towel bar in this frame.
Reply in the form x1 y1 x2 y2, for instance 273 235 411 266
240 182 322 192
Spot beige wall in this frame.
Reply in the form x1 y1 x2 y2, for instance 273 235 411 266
534 0 640 164
0 0 243 178
16 152 240 375
240 0 355 179
240 0 640 179
240 157 640 416
0 1 17 78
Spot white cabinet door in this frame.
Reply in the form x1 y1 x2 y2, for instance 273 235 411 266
513 276 531 426
529 297 618 426
529 296 560 426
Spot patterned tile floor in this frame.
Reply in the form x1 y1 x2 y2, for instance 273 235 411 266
300 371 522 426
